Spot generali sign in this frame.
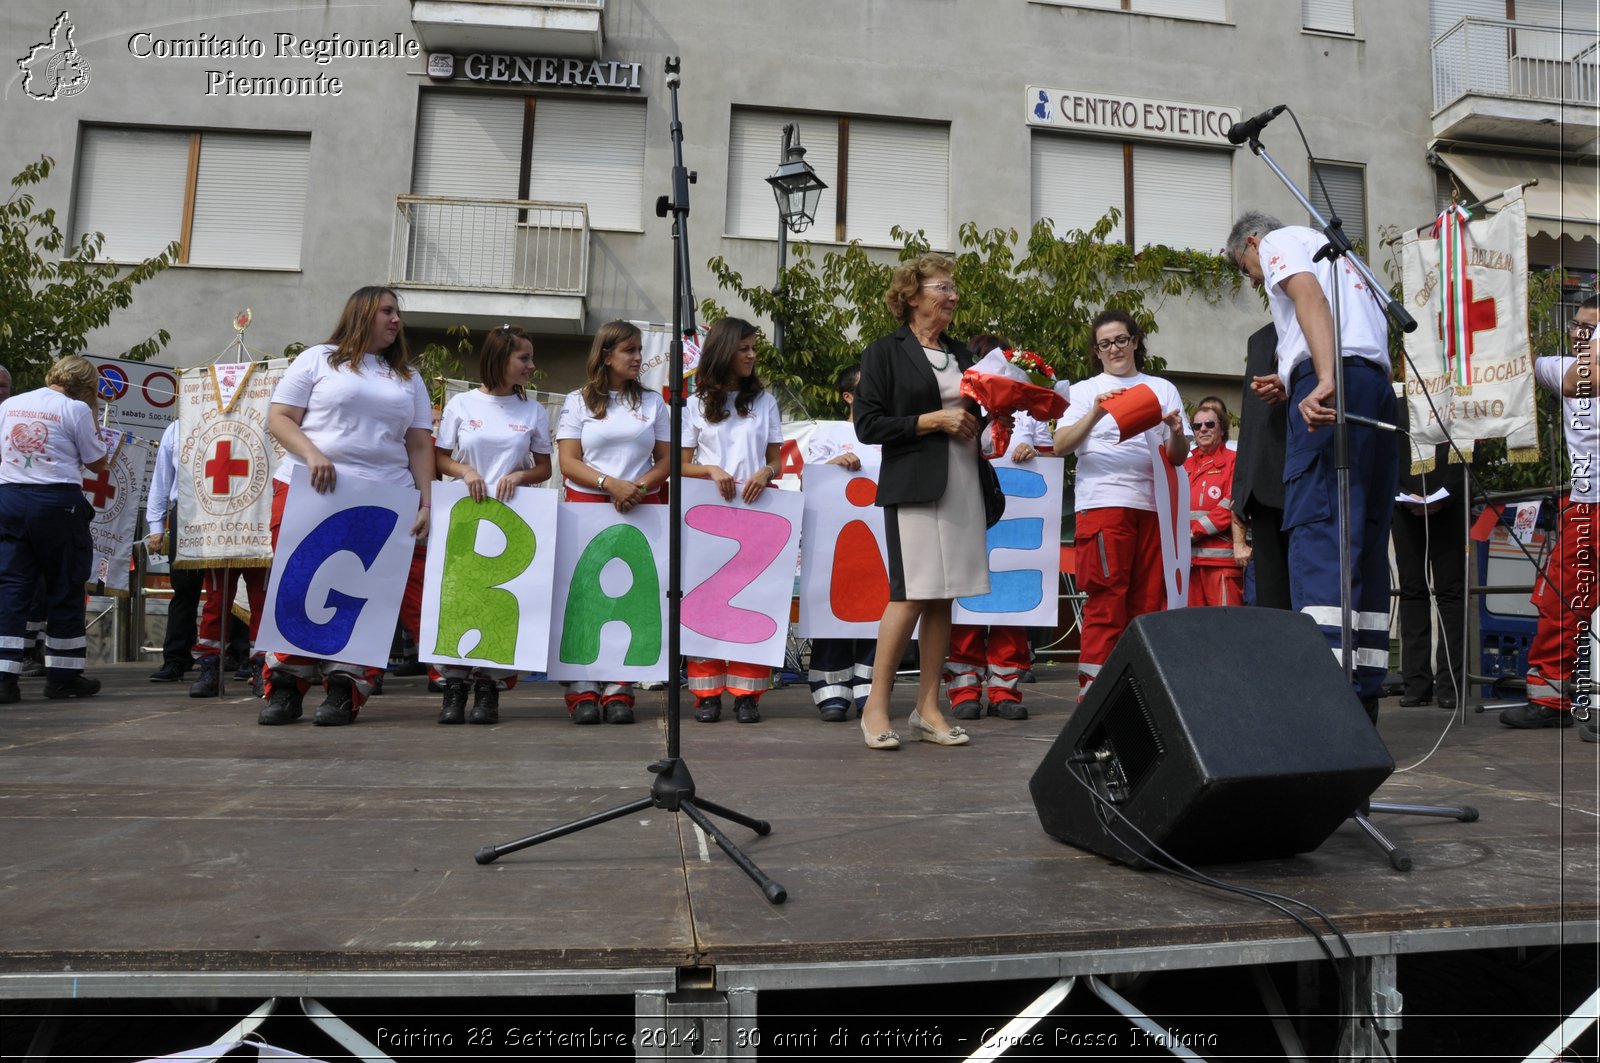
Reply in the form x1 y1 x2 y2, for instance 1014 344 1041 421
427 51 642 91
1026 86 1238 146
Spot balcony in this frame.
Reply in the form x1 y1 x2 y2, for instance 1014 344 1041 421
411 0 604 58
390 195 589 333
1431 16 1599 152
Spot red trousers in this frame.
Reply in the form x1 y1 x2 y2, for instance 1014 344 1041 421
1187 565 1245 608
195 567 267 659
263 480 425 715
1527 500 1596 713
946 624 1029 705
1075 507 1165 699
686 658 771 699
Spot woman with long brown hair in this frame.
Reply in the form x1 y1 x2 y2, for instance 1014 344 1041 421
554 320 672 724
261 286 436 726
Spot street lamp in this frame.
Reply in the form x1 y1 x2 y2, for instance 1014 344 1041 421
765 122 827 356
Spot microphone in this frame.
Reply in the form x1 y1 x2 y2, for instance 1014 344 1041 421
1226 104 1287 145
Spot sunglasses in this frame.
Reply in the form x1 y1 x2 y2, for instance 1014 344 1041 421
1192 419 1219 430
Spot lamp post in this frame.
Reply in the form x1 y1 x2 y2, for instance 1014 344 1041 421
765 122 827 357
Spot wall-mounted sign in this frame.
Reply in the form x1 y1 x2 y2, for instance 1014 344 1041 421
1026 86 1238 147
429 52 642 91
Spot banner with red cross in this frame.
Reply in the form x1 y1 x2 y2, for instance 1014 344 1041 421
81 429 149 594
174 360 288 568
1400 196 1537 471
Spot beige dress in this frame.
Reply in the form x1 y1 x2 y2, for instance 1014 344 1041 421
890 347 991 600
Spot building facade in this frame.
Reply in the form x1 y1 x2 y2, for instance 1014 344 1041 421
8 0 1563 407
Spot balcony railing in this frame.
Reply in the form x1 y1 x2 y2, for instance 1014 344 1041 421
390 195 589 295
1433 17 1599 111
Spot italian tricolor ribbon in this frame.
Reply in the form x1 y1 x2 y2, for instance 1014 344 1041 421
1434 204 1473 389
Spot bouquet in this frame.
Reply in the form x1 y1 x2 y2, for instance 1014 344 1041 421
959 349 1068 457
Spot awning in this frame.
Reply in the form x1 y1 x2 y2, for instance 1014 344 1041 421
1434 150 1598 241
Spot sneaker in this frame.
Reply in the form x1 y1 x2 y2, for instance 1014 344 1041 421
1580 714 1598 743
232 659 253 682
1019 668 1037 684
602 700 635 725
258 683 304 725
0 675 19 704
987 700 1029 721
951 700 982 721
694 695 723 723
313 675 357 726
734 694 761 724
188 657 220 699
570 697 602 725
44 674 101 699
468 679 500 725
438 678 467 724
818 700 850 723
1499 703 1573 729
148 661 187 683
19 657 44 679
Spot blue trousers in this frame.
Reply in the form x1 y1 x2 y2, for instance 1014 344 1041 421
1284 360 1397 700
0 484 94 679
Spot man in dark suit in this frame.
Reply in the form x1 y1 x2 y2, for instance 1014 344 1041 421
1231 323 1292 609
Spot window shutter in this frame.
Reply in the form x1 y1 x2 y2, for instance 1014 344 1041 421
845 119 949 247
72 128 188 261
413 92 523 197
1302 0 1355 34
1308 161 1367 248
725 110 839 239
187 134 309 269
528 97 646 230
1031 134 1126 241
1131 0 1227 20
1131 143 1232 251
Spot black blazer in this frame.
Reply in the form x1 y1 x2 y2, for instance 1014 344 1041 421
1232 323 1288 516
853 325 980 507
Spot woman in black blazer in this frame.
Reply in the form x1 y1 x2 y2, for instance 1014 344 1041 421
852 253 989 750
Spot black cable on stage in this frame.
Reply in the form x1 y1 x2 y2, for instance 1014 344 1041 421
1065 764 1397 1063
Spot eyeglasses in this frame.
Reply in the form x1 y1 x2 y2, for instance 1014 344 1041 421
1569 318 1595 336
1094 334 1134 352
921 282 959 296
1192 419 1219 430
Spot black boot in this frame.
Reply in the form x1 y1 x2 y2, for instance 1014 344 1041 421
188 656 220 699
313 674 357 726
44 673 101 699
438 678 467 724
257 682 304 725
0 674 19 704
467 678 499 725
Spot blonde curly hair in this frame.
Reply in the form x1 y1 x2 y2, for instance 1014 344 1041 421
884 253 957 324
45 355 101 406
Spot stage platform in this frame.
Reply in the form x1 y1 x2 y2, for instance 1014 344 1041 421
1 662 1596 1057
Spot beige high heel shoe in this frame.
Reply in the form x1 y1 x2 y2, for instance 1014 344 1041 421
860 718 900 751
906 709 970 746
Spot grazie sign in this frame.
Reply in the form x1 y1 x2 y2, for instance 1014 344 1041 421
1026 86 1239 146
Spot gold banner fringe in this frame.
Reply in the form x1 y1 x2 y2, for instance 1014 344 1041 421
170 556 275 570
1507 446 1542 464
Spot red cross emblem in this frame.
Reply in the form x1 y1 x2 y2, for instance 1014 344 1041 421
1458 279 1498 358
205 438 250 495
82 467 116 508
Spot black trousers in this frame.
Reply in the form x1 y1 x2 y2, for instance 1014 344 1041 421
1391 492 1467 699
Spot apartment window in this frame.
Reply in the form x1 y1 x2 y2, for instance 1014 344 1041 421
1308 160 1367 249
1031 0 1228 23
726 109 950 248
413 91 646 230
1031 133 1232 252
1303 0 1355 35
1508 0 1599 61
72 127 309 268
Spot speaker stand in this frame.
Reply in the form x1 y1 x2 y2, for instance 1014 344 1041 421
1350 800 1480 872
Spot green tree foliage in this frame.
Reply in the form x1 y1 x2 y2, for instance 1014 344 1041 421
702 214 1239 419
0 156 178 388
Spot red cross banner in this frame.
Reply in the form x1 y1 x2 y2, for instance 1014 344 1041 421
173 360 288 568
1400 196 1537 470
82 430 150 594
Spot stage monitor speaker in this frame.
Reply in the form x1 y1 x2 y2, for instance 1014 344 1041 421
1029 607 1393 867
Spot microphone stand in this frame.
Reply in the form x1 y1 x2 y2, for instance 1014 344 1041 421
1241 130 1477 872
474 58 786 904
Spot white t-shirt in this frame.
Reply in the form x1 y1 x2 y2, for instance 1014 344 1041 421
436 389 553 490
682 391 784 480
555 389 670 489
803 420 881 469
0 387 107 487
271 345 434 489
1259 225 1390 387
1059 371 1187 513
1536 355 1597 505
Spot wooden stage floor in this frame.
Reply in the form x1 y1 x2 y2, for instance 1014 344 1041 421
1 661 1595 1001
